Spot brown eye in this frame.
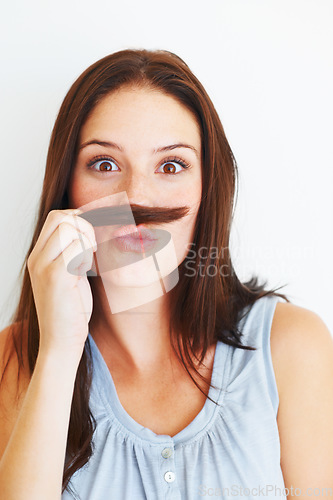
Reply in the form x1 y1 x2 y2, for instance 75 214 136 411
99 161 112 172
157 157 191 175
162 162 176 174
87 157 118 173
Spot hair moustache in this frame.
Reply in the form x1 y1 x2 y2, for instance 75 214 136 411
77 203 191 227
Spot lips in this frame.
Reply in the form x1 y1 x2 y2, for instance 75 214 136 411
112 224 155 240
111 224 157 253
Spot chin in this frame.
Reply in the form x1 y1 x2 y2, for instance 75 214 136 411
103 268 159 288
100 256 181 291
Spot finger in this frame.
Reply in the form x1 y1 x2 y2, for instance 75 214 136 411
61 214 97 251
54 237 95 277
31 210 78 257
32 210 97 259
36 226 93 275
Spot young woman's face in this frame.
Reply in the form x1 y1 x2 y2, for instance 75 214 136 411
68 86 202 287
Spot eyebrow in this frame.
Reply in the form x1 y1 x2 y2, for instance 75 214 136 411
78 139 199 159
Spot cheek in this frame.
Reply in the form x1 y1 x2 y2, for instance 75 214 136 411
67 172 108 209
170 202 201 265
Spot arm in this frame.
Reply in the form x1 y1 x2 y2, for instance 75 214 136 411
271 303 333 498
0 343 83 500
0 208 96 500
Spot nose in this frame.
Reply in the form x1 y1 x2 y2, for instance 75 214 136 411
121 170 154 209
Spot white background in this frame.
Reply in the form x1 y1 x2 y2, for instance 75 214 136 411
0 0 332 334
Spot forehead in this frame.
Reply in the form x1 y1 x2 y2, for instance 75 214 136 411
79 87 202 148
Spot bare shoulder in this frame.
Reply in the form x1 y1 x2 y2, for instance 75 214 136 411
270 301 333 398
270 301 333 490
0 322 31 458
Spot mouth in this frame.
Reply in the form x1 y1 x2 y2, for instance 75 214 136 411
112 224 155 239
111 224 157 253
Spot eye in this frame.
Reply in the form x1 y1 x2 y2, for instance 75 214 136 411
86 156 118 173
156 157 191 175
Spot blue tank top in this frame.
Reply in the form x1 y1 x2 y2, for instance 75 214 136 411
62 294 287 499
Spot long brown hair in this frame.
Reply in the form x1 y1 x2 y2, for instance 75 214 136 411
0 49 289 496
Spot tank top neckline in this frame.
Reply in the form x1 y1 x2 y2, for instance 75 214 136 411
87 331 229 446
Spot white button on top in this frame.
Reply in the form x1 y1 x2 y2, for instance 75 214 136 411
161 447 173 459
164 471 175 483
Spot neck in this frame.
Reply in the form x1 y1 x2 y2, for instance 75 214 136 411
88 277 175 375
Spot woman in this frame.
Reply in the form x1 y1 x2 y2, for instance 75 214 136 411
0 49 332 500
